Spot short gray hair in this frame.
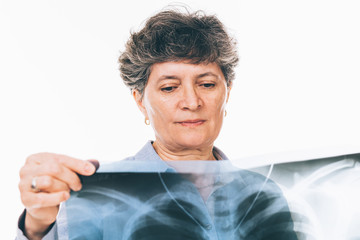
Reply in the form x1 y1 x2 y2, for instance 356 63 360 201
118 8 239 95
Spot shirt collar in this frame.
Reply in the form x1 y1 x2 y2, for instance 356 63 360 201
98 140 237 174
133 140 170 172
134 141 238 173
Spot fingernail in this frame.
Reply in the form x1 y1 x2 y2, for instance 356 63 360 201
74 184 82 192
85 163 95 173
87 159 100 171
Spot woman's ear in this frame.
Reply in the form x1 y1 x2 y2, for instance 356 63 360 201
226 84 232 103
132 89 148 118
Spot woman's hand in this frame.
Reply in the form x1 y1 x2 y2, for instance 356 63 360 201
18 153 97 240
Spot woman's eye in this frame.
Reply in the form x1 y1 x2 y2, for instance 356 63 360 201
161 86 177 92
201 83 215 88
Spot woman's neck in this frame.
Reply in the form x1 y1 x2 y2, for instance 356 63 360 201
152 140 216 161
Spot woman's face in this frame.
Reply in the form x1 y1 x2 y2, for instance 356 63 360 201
134 61 231 151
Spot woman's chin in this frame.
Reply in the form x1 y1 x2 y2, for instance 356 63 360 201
174 135 212 149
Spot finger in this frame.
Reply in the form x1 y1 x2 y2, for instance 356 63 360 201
36 176 70 193
55 154 97 176
19 176 70 193
27 153 97 176
24 153 97 191
22 191 70 209
34 162 83 191
87 159 100 171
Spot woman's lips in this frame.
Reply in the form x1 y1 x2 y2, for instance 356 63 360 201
177 119 206 127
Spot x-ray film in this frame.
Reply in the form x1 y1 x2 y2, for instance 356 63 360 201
250 153 360 240
66 153 360 240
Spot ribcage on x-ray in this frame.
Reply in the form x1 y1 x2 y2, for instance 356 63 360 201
210 179 297 240
124 197 208 240
67 171 297 240
126 174 296 240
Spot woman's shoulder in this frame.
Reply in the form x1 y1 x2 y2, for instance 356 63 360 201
97 141 170 173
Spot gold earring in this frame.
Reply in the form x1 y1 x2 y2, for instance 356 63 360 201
145 118 150 125
224 110 227 117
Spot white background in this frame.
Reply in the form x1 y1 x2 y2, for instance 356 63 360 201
1 0 359 237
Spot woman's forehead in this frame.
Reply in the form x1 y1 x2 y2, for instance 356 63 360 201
149 61 224 80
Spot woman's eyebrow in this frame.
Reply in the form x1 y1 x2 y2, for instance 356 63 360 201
157 72 219 81
196 72 219 79
158 75 180 81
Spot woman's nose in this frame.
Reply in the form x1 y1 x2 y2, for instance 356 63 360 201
179 85 203 111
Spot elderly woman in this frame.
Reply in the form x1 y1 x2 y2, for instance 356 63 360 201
17 9 297 240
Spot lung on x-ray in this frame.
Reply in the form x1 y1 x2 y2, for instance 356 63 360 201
66 153 360 240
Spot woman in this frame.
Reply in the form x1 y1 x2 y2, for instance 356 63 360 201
17 9 297 240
